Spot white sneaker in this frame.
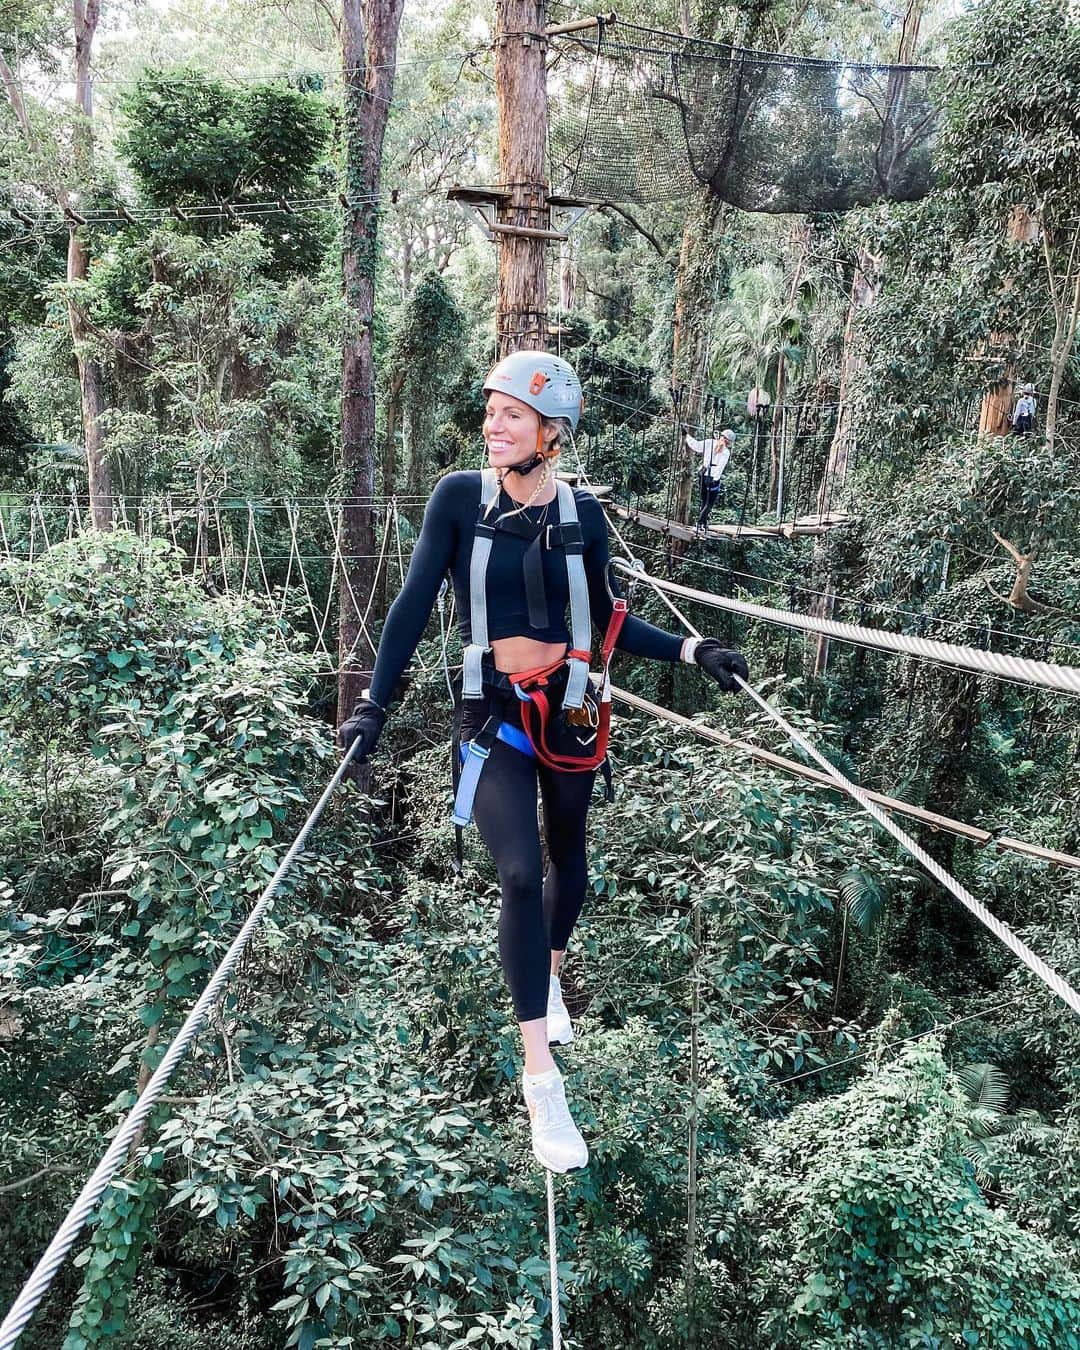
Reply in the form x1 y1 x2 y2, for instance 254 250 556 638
547 973 573 1046
523 1069 589 1173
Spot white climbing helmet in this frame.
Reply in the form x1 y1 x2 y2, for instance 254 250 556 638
483 351 584 431
721 427 735 443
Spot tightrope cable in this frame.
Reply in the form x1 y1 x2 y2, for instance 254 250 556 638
546 1171 562 1350
0 741 361 1350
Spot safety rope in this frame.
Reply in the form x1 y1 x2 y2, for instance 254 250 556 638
619 576 1080 1020
735 677 1080 1017
0 742 362 1350
546 1171 562 1350
613 563 1080 697
559 434 1080 1018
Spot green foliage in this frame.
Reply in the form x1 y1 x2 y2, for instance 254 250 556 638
386 268 468 499
739 1041 1080 1348
710 262 816 395
63 1177 163 1348
939 0 1080 215
837 868 886 937
119 70 332 275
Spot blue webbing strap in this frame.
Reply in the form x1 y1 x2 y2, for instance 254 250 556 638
451 722 535 827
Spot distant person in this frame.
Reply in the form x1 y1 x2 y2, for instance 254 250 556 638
1012 384 1036 435
688 428 734 531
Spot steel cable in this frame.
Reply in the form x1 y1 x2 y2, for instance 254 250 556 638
0 741 361 1349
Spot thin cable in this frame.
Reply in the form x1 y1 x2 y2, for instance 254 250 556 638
0 741 362 1350
773 996 1026 1088
546 1171 561 1350
734 673 1080 1017
613 563 1080 698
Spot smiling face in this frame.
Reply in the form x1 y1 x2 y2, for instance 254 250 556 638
483 392 559 469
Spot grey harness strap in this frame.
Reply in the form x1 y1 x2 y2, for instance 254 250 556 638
461 471 593 707
556 479 592 710
462 468 502 699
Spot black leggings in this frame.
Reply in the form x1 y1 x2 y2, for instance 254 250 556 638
698 473 722 526
463 701 595 1022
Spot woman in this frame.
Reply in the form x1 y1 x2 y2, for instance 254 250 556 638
690 427 735 532
339 352 748 1173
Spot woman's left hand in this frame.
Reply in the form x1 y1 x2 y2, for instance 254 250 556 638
694 640 749 692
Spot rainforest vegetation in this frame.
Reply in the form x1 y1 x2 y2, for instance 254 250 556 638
1 0 1078 1345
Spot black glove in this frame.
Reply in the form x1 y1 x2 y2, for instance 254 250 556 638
694 639 749 692
338 699 386 765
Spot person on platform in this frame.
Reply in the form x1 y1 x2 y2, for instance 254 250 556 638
1012 384 1036 436
688 427 735 531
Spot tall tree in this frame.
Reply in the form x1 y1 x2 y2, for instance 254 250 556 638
494 0 550 355
810 0 923 675
337 0 406 724
1 0 113 527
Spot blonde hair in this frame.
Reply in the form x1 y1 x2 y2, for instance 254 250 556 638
543 416 573 451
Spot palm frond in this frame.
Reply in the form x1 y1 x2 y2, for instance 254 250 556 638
957 1062 1011 1116
837 867 885 936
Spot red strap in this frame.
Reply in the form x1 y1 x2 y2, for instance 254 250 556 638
601 598 628 668
508 656 567 689
521 697 611 772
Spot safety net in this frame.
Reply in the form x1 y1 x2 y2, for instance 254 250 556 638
550 21 944 212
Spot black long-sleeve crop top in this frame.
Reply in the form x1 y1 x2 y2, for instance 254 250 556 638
368 470 684 708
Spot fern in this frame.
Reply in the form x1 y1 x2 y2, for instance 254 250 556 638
957 1062 1011 1115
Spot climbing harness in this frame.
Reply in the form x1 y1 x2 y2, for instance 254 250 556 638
462 469 593 709
452 469 626 829
508 595 626 774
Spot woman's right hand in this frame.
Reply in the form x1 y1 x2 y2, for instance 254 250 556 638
338 699 386 764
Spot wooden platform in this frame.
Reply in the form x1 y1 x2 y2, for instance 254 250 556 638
607 502 851 542
556 472 611 498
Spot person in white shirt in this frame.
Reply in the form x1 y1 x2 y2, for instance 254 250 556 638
688 428 735 530
1012 385 1036 435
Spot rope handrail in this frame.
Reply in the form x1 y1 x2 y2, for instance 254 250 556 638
567 439 1080 1019
612 562 1080 697
612 571 1080 1021
0 745 361 1349
735 674 1080 1018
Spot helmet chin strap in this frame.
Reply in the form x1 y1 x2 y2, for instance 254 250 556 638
504 425 557 477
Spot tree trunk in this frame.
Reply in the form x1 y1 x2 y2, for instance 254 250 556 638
70 1 112 529
337 0 406 726
810 0 921 676
817 246 881 520
1042 230 1080 454
769 222 810 509
978 372 1014 438
977 206 1039 439
494 0 550 356
559 243 576 312
671 191 726 536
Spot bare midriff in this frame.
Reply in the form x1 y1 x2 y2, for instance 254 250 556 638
491 635 568 675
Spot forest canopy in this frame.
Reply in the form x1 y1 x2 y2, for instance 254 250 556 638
1 0 1079 1347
